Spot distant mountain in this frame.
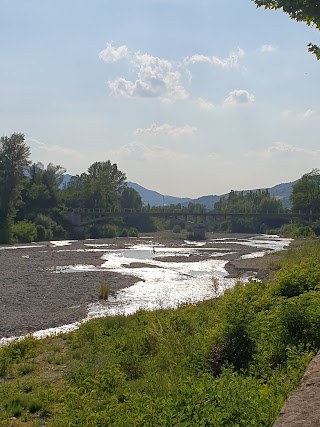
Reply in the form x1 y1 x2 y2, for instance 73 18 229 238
127 180 298 209
127 182 193 207
61 176 297 209
268 180 298 208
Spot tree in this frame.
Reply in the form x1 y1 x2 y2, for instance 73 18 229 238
121 187 142 210
290 169 320 213
87 161 126 209
19 162 66 216
0 134 31 243
62 161 127 210
252 1 320 58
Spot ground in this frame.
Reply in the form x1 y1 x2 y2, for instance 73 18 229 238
0 231 318 426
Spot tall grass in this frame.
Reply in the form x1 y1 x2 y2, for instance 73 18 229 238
99 283 110 300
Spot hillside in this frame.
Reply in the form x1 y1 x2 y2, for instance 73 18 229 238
127 179 297 209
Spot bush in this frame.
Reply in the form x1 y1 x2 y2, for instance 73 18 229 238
280 223 315 238
86 224 101 239
11 221 37 243
103 225 117 238
34 214 66 240
36 224 46 241
280 292 320 348
128 227 138 237
274 259 320 297
120 228 129 237
173 224 181 233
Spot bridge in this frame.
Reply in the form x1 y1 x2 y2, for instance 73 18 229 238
64 208 320 227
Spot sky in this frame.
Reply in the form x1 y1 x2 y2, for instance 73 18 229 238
1 0 320 198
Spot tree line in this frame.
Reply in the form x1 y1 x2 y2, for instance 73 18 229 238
1 133 320 243
0 134 143 244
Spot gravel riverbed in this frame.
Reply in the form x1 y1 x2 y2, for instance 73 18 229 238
0 232 286 339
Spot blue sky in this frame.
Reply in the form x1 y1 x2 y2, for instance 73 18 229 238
1 0 320 197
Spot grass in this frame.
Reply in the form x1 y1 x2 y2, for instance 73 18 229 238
0 238 320 425
99 283 110 300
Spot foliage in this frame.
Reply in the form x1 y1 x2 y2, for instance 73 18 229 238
252 0 320 58
35 224 47 241
62 161 126 211
103 224 118 238
120 227 129 237
173 224 181 233
213 189 284 233
290 169 320 213
128 227 138 237
215 189 282 214
121 187 142 210
0 133 31 243
11 220 37 243
280 222 316 238
99 283 110 300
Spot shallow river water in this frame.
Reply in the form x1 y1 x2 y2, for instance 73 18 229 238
0 234 291 345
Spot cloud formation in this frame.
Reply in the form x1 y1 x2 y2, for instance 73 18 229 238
282 109 316 119
245 142 320 160
184 48 245 69
259 44 278 53
223 89 255 107
99 43 245 103
26 138 83 158
134 123 197 138
99 42 128 63
108 141 189 162
196 97 215 111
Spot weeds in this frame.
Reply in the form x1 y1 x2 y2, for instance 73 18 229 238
99 283 110 300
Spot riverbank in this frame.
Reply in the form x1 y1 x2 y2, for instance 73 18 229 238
0 232 289 339
1 236 319 426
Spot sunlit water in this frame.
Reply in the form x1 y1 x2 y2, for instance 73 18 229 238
0 235 291 345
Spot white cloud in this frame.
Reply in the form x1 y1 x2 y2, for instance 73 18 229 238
134 123 197 138
98 42 128 63
282 108 317 119
99 43 246 103
259 44 278 53
26 138 83 158
184 48 245 69
245 142 320 160
196 97 215 111
107 50 188 103
108 141 189 162
223 89 255 107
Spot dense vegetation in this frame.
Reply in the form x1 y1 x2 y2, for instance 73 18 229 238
0 238 320 425
0 134 144 244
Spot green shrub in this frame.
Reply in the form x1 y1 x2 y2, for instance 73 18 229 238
103 225 117 238
11 220 37 243
173 224 181 233
274 259 320 297
86 224 100 239
120 228 129 237
36 224 46 241
280 292 320 348
128 227 138 237
280 223 315 238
